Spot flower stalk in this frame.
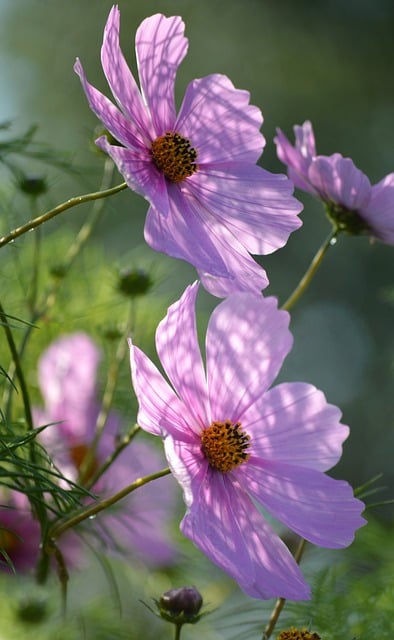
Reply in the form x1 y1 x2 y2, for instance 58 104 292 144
282 227 338 311
48 467 171 541
0 181 127 249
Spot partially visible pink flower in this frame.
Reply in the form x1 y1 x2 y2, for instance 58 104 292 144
129 282 365 600
0 491 41 573
74 6 303 297
34 332 178 568
275 120 394 243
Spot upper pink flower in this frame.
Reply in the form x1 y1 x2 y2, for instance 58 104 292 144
34 332 178 568
275 120 394 243
129 282 365 600
74 6 303 297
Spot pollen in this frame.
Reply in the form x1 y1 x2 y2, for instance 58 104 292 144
201 420 251 473
151 132 198 183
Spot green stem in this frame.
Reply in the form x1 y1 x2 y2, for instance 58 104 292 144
263 538 307 639
0 181 127 249
49 467 171 541
0 301 34 430
282 228 339 312
174 623 182 640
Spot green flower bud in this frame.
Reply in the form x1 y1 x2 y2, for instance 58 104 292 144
117 267 153 298
18 175 48 197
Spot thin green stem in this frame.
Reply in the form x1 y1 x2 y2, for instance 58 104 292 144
282 228 339 312
85 424 141 490
0 181 127 249
79 302 135 486
263 538 307 639
0 301 33 430
2 158 116 421
174 623 182 640
49 467 171 541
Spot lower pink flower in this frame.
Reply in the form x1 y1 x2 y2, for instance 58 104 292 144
129 282 366 600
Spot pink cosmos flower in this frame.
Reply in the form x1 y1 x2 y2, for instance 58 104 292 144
275 120 394 243
34 332 178 568
129 282 366 599
0 490 41 573
74 6 303 297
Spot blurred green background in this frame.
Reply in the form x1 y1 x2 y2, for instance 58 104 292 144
0 0 393 637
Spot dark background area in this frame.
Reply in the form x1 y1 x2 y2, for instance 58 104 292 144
1 0 393 516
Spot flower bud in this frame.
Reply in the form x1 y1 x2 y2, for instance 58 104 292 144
117 267 153 298
18 175 48 197
160 586 203 619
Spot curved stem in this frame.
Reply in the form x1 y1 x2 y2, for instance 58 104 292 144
263 538 307 639
49 467 171 541
282 228 339 312
0 181 127 249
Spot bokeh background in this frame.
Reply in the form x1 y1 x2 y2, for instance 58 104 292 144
0 1 393 638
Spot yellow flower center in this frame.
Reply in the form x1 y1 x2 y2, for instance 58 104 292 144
201 420 251 472
276 628 321 640
151 132 198 183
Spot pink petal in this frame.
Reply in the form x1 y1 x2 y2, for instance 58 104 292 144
241 459 366 548
243 382 349 471
38 333 99 413
187 164 302 254
175 74 264 164
308 154 372 210
197 220 269 296
293 120 317 158
74 59 145 149
100 5 154 142
144 185 231 277
206 295 292 420
129 341 196 442
363 173 394 244
181 472 310 599
96 137 170 215
274 125 318 196
155 282 210 428
136 14 188 133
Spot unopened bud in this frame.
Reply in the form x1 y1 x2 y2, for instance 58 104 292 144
18 175 48 197
117 267 153 298
160 586 203 619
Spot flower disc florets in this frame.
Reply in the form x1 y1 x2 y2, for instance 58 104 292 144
151 132 198 183
201 420 251 472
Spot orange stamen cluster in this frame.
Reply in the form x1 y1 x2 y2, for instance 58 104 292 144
151 132 198 182
201 420 251 472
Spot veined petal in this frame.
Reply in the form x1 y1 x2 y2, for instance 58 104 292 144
164 434 207 508
101 5 154 142
308 154 372 210
74 58 145 149
241 459 366 548
206 294 292 420
144 185 231 277
197 219 269 296
274 126 318 196
243 382 349 471
96 137 170 215
136 14 188 133
181 473 310 599
294 120 317 158
38 333 99 413
175 74 264 164
155 282 210 428
187 164 303 254
363 173 394 244
129 340 195 442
